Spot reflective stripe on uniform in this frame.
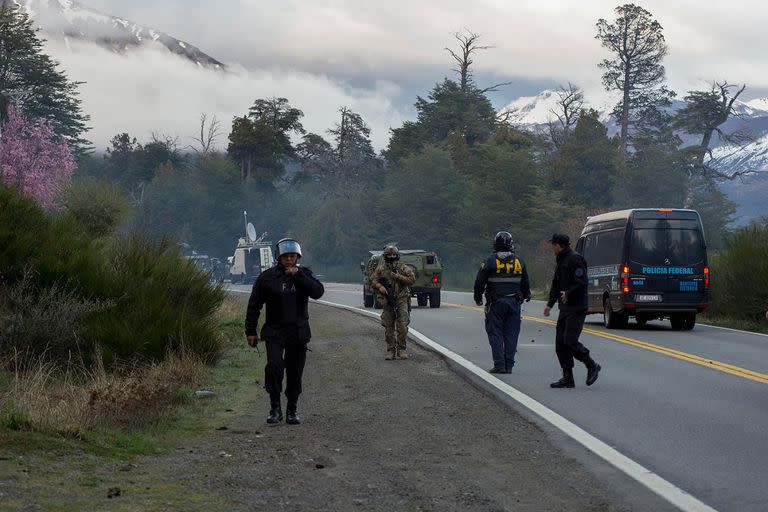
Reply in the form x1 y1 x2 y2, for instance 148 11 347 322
488 277 522 283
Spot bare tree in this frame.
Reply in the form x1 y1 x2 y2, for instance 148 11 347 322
190 113 222 155
548 83 584 147
445 29 511 93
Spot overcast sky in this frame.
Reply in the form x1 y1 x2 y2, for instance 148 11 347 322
50 0 768 150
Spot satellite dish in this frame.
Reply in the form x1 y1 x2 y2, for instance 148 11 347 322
246 223 257 243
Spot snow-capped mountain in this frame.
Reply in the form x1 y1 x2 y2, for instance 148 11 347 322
1 0 223 69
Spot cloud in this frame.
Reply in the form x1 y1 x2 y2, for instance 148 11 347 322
80 0 768 100
47 39 405 151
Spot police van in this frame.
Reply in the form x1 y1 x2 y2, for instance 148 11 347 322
575 209 709 330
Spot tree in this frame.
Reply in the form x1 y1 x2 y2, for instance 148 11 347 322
326 106 380 194
0 105 76 209
553 110 618 208
0 6 89 149
674 82 750 173
248 97 305 156
227 116 285 184
596 4 674 154
190 113 222 156
445 30 511 93
548 83 584 147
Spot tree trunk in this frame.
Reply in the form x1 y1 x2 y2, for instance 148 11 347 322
620 68 631 155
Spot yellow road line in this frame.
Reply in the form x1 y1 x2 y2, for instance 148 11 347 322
443 302 768 385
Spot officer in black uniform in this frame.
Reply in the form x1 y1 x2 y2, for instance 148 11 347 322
543 234 601 388
474 231 531 374
245 238 324 425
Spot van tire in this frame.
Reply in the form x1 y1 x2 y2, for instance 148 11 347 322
417 294 428 307
682 313 696 331
430 292 441 308
604 299 627 329
670 314 684 330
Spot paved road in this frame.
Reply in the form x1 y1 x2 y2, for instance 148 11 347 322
232 282 768 512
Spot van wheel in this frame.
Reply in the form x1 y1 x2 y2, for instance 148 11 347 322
670 314 684 330
417 294 428 307
430 291 441 308
682 313 696 331
363 293 374 308
604 299 627 329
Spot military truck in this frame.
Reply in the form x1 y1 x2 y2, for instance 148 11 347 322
361 250 443 308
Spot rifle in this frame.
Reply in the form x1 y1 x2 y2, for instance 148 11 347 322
381 264 400 322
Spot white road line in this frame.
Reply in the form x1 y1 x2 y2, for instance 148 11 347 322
317 298 718 512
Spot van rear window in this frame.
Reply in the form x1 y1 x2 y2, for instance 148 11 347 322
631 228 704 266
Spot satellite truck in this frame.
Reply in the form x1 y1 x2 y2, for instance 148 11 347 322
228 211 275 284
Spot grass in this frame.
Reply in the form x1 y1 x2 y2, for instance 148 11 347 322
0 296 261 460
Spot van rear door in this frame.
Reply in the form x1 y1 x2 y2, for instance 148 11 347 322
629 211 707 307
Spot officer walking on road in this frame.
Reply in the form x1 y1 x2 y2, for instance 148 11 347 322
370 245 416 360
543 234 601 388
245 238 324 425
474 231 531 374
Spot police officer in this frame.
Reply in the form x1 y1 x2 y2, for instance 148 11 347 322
474 231 531 374
245 238 324 424
370 245 416 360
543 234 601 388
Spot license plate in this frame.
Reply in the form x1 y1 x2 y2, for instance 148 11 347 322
636 294 661 302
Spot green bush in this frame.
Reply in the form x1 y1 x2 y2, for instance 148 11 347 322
708 223 768 322
64 180 131 238
0 185 224 367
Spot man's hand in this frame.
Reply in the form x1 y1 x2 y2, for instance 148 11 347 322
559 291 567 303
286 266 299 276
379 286 388 295
543 306 551 317
475 299 483 307
247 335 259 347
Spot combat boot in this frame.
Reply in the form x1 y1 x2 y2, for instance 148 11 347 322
286 402 301 425
267 397 283 424
385 349 396 360
586 359 601 386
550 368 575 388
397 349 408 360
488 367 505 374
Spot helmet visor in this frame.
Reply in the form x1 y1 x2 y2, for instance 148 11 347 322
277 240 302 258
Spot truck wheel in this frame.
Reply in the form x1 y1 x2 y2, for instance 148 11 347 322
364 293 374 308
603 299 627 329
670 314 684 331
682 313 696 331
429 291 441 308
417 294 428 307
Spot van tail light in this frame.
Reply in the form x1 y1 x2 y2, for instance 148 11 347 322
432 276 439 284
704 266 710 288
621 264 630 294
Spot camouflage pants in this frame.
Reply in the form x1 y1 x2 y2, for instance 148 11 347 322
380 300 410 349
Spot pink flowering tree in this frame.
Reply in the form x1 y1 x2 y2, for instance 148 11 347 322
0 105 76 209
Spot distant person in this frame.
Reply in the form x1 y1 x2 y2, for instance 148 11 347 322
370 245 416 360
473 231 531 374
543 234 601 388
245 238 324 425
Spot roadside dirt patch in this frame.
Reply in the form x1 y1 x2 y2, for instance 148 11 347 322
1 302 655 511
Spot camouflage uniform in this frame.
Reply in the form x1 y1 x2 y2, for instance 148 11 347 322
369 249 416 358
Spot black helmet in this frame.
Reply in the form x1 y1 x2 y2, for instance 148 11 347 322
493 231 514 252
275 238 302 258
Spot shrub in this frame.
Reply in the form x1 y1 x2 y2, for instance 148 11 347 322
708 223 768 322
64 180 131 238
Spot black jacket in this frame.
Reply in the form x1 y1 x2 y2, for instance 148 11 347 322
474 252 531 304
547 247 588 313
244 265 324 342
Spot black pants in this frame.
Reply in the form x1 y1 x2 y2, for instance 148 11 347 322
555 310 591 369
264 341 307 404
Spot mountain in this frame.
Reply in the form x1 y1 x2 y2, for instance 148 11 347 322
1 0 224 69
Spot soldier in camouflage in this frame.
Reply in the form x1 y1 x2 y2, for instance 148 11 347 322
370 245 416 360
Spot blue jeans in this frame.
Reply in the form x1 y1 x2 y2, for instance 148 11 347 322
485 297 522 369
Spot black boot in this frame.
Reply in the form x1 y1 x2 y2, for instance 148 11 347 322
586 359 601 386
550 368 575 388
286 402 301 425
267 398 283 424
